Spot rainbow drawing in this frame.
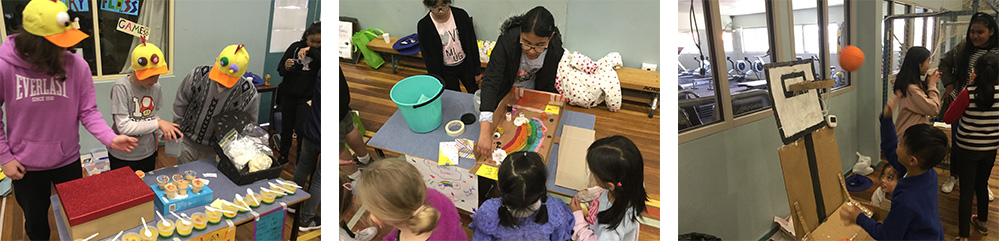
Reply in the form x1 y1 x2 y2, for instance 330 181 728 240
441 181 455 188
501 118 547 154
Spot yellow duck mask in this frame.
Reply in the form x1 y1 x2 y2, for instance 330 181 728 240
131 37 168 80
208 44 249 88
22 0 88 48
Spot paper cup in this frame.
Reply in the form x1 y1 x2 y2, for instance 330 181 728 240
383 33 390 44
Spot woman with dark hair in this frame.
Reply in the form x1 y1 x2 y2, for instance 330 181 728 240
276 21 320 160
417 0 481 93
0 0 138 239
943 52 999 241
468 151 574 240
938 12 999 197
476 6 565 157
892 46 940 135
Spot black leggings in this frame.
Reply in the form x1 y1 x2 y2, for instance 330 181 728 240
109 151 158 173
438 65 478 93
279 95 310 157
954 146 996 237
12 160 83 240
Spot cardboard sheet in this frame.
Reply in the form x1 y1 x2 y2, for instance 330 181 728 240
555 125 595 191
777 126 846 240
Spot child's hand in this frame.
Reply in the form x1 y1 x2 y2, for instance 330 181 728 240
298 47 310 59
284 59 295 70
157 119 184 142
884 95 898 117
111 135 138 152
2 159 25 180
927 70 941 86
569 197 583 212
840 201 862 225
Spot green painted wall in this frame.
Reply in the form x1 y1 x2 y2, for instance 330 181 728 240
677 0 883 239
260 0 321 124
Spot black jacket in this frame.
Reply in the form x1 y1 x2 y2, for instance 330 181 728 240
277 41 320 99
340 69 350 120
304 72 320 143
417 6 481 77
479 27 564 112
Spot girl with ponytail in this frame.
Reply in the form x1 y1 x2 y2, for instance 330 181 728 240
468 151 574 240
569 136 648 241
943 52 999 240
356 158 466 240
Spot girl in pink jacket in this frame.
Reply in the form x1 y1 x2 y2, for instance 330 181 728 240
891 46 941 136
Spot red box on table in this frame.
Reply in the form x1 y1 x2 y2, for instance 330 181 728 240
55 167 155 240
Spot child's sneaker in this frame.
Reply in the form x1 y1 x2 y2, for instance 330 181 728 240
990 189 995 202
355 226 378 241
942 176 958 193
972 215 988 235
299 217 321 232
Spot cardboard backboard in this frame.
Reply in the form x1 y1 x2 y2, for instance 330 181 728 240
765 59 826 144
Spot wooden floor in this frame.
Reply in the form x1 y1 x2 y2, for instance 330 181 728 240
0 142 321 241
340 58 661 240
852 160 999 241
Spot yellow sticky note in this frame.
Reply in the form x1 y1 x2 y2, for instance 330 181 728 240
210 199 224 209
545 105 560 115
476 164 499 180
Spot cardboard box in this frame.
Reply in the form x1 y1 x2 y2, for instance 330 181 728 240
55 167 154 240
151 184 214 214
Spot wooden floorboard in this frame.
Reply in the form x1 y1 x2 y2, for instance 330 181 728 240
340 59 660 239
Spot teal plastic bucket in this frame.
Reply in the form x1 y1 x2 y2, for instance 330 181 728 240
390 75 445 133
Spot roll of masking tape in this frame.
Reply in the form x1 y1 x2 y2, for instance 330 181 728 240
446 120 465 136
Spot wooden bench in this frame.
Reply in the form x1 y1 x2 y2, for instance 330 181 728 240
616 67 660 118
366 36 488 73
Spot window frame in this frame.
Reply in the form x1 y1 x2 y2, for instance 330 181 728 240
0 0 175 81
679 0 855 143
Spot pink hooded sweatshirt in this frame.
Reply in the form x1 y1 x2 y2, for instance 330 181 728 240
0 35 116 171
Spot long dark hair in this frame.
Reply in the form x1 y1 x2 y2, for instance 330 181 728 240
894 47 931 98
301 21 320 41
500 6 557 38
496 151 549 228
972 52 999 109
956 12 999 85
14 32 67 81
586 135 648 229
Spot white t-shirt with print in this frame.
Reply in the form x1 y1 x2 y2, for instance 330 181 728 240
514 49 547 89
432 11 465 66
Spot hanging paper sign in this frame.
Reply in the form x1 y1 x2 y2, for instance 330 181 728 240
116 18 149 37
254 209 285 240
189 226 235 241
101 0 140 16
62 0 90 12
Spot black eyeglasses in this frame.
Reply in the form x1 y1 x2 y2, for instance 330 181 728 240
429 3 449 13
520 42 549 52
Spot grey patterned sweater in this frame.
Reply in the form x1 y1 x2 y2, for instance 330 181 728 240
173 66 260 147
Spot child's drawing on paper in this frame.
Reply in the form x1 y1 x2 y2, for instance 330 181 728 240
406 155 479 212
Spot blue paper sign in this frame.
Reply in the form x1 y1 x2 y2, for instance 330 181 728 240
100 0 140 16
255 209 285 240
62 0 90 12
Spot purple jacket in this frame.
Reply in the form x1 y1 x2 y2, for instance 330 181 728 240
384 189 468 241
0 35 116 171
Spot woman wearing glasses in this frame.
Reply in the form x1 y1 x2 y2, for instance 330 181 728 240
417 0 481 93
476 6 565 157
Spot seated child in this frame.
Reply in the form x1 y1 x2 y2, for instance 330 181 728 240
841 97 947 240
468 151 574 240
569 136 648 241
356 158 467 241
871 165 898 211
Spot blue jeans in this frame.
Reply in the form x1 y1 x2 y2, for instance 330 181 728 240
293 138 321 222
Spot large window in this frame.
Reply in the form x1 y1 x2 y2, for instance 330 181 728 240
678 0 719 132
742 27 770 52
829 2 849 90
0 0 173 80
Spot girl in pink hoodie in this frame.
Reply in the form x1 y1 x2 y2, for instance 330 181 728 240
0 1 137 239
891 46 941 136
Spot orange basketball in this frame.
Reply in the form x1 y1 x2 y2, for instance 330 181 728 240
839 45 865 72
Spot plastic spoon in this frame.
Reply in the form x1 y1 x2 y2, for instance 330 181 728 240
247 188 258 204
235 194 250 209
275 179 301 188
170 211 192 226
140 217 151 237
205 205 236 215
268 182 292 193
221 199 250 211
81 232 99 241
260 187 282 194
155 210 171 227
112 231 123 241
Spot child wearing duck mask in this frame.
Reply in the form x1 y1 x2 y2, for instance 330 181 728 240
173 45 260 164
108 40 183 172
0 0 139 239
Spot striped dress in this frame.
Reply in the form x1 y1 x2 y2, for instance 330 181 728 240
955 85 999 151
